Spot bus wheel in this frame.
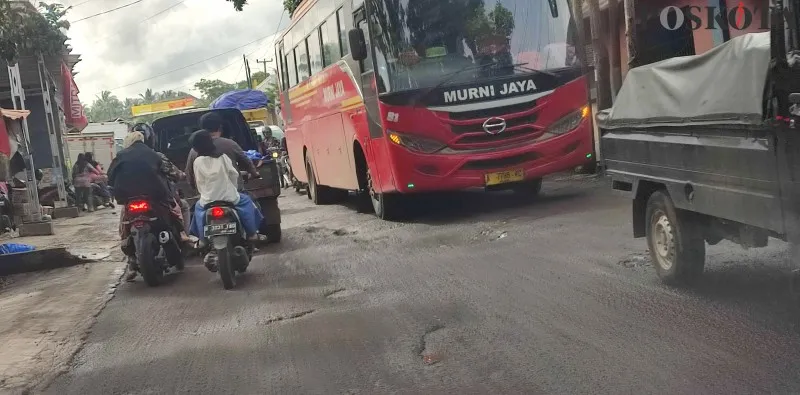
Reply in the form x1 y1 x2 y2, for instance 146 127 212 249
366 168 401 220
305 155 338 205
512 178 543 197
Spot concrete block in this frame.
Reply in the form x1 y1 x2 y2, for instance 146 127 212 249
54 206 80 219
18 221 55 237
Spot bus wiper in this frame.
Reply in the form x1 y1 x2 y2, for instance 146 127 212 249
410 62 557 107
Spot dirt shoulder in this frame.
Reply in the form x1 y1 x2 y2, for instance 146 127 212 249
0 209 124 393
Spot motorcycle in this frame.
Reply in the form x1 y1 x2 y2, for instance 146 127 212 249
123 197 185 287
198 173 256 289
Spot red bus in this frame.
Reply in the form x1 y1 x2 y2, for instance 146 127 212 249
275 0 593 219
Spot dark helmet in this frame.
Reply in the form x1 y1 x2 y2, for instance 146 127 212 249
131 123 156 149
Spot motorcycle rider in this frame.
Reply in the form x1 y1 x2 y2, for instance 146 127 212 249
185 112 259 188
109 126 189 282
188 129 264 272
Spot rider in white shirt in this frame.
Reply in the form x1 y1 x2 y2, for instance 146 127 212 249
189 129 263 244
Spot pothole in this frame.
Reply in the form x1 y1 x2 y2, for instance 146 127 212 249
417 324 447 366
618 252 651 268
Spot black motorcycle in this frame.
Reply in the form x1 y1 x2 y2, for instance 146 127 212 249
197 172 258 289
123 197 184 287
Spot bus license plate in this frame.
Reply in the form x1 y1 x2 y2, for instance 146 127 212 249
485 169 524 186
205 223 237 236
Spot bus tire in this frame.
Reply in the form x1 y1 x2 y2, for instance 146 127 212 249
512 178 543 197
372 192 401 221
645 191 706 285
305 155 336 205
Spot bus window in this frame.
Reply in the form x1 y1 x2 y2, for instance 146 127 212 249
357 18 373 73
308 29 324 74
297 41 310 81
337 8 349 56
321 18 342 66
286 49 298 87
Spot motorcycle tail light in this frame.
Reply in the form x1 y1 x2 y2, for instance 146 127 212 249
209 207 225 219
127 200 150 214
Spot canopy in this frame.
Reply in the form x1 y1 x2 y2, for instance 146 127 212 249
597 32 771 130
0 108 30 120
210 89 269 111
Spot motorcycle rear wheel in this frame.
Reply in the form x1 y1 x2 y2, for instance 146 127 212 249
137 233 163 287
217 241 236 290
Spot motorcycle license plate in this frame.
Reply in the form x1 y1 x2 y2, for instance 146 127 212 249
205 223 237 236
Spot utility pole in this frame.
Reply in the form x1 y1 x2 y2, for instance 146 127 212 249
608 0 622 100
256 58 273 77
588 0 611 110
623 0 638 68
570 0 586 66
243 54 253 89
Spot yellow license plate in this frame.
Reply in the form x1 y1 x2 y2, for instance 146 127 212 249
485 169 524 186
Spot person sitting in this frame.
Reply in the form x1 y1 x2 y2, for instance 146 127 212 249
84 152 114 208
188 129 264 270
72 153 95 212
109 129 190 282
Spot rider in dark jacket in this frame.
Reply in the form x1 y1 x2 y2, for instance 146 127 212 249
108 124 188 281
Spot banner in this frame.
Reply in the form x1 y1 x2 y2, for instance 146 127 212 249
61 63 88 131
131 97 197 117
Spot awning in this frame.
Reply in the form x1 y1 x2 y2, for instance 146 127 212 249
0 108 31 120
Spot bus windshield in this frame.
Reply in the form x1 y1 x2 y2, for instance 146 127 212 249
368 0 581 94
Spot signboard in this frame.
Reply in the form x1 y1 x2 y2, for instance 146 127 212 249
61 63 88 130
131 97 196 117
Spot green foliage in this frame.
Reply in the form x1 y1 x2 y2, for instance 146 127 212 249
283 0 302 15
227 0 247 11
0 1 70 63
194 78 237 107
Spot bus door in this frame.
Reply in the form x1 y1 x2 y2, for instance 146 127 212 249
352 6 393 193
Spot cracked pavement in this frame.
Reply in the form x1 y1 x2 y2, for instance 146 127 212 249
46 176 800 394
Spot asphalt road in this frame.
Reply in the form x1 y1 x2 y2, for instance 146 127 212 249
47 175 800 394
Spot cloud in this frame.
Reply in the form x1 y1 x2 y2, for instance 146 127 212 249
60 0 287 104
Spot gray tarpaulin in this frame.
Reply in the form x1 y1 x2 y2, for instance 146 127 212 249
596 32 771 130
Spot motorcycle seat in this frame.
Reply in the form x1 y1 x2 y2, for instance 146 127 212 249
206 200 235 208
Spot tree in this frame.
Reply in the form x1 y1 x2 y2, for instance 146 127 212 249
283 0 302 15
86 91 126 122
194 78 237 106
138 88 157 104
226 0 246 11
0 1 70 63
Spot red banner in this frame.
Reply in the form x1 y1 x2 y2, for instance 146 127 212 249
61 62 88 131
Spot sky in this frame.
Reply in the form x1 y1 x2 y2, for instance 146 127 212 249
56 0 289 106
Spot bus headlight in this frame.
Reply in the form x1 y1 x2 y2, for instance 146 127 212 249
387 131 446 154
546 105 590 136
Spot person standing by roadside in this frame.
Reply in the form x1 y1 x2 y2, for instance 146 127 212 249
72 153 94 212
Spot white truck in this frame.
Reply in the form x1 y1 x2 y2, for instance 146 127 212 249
65 121 128 170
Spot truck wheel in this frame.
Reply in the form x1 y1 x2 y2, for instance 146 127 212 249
645 191 706 285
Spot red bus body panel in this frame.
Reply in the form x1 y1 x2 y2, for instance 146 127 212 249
282 62 592 195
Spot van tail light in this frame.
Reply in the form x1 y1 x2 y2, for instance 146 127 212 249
209 207 225 219
127 200 150 214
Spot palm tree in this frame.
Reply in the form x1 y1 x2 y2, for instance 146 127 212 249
139 88 157 104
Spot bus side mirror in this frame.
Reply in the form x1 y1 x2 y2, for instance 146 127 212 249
348 28 368 61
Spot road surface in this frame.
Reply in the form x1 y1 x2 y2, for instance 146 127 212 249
47 176 800 394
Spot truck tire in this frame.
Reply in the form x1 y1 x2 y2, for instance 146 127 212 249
645 191 706 285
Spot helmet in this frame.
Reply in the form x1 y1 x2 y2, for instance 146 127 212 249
131 123 156 149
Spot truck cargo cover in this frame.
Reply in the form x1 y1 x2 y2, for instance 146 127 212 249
596 32 770 130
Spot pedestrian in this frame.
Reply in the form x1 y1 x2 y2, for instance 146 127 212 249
72 153 95 212
85 152 113 208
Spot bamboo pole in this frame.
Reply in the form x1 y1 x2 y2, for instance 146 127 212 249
608 0 622 100
587 0 611 110
623 0 638 68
